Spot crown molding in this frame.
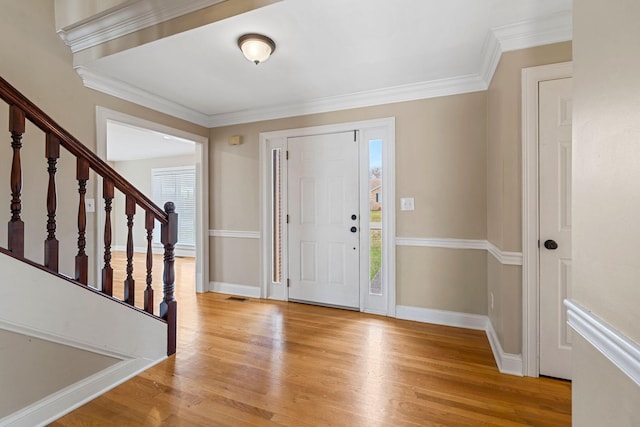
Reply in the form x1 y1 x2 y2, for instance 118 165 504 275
493 10 572 53
57 0 226 53
206 74 487 127
479 31 502 85
76 66 210 126
74 10 572 127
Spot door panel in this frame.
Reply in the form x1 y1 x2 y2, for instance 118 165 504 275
288 131 359 308
539 77 573 380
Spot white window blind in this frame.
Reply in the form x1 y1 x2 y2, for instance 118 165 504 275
152 166 196 247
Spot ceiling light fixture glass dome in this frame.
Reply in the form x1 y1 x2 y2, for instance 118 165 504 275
238 33 276 65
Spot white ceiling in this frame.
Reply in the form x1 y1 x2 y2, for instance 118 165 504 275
107 121 196 161
77 0 572 127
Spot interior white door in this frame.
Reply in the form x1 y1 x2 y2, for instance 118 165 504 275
287 131 360 308
539 77 573 380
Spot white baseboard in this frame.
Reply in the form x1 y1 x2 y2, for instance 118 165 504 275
396 305 523 376
485 320 524 376
209 282 261 299
0 357 166 427
566 299 640 387
396 305 488 330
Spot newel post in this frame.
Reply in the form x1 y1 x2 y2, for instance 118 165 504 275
160 202 178 356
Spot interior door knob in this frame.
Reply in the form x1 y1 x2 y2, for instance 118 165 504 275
544 239 558 250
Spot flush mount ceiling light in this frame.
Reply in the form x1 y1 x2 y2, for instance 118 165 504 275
238 33 276 65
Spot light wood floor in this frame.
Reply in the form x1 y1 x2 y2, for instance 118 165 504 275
51 254 571 426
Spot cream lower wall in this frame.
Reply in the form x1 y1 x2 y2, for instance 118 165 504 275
397 247 487 315
210 237 260 288
487 255 521 354
572 335 640 426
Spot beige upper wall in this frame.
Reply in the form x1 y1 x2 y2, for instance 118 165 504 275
0 1 207 279
487 42 572 252
573 0 640 345
210 91 487 239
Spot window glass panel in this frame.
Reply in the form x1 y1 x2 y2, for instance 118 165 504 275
369 139 382 295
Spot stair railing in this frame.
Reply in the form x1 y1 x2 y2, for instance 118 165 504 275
0 76 177 356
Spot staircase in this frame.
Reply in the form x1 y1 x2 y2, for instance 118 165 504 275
0 76 178 425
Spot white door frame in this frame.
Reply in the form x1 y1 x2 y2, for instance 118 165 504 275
95 106 209 294
522 61 572 377
259 117 396 316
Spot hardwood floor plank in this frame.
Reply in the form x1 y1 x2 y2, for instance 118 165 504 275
51 254 570 426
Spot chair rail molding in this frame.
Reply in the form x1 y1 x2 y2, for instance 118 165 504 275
566 299 640 387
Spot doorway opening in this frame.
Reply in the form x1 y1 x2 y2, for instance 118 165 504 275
96 107 209 301
260 118 396 315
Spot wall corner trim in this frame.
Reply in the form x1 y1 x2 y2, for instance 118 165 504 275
486 320 524 376
209 282 262 299
486 241 523 265
566 299 640 387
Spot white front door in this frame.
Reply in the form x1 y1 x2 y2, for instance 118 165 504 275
287 131 360 308
539 77 573 380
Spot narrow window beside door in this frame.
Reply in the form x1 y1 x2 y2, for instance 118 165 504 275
369 139 382 296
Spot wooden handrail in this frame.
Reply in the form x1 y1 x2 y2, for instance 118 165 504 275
0 76 166 222
1 76 177 356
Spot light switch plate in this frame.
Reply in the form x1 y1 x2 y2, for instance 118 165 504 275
85 198 95 213
400 197 414 211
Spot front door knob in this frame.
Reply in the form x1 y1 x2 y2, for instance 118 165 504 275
544 239 558 250
350 226 358 233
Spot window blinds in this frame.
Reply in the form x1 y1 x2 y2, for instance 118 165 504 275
152 166 196 247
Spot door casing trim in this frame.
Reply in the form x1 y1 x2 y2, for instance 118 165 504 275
259 118 396 316
522 61 572 377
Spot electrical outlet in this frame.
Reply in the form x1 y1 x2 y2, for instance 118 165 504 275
85 198 95 213
490 292 494 310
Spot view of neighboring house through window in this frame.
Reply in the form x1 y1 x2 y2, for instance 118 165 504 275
152 166 196 248
369 139 382 295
